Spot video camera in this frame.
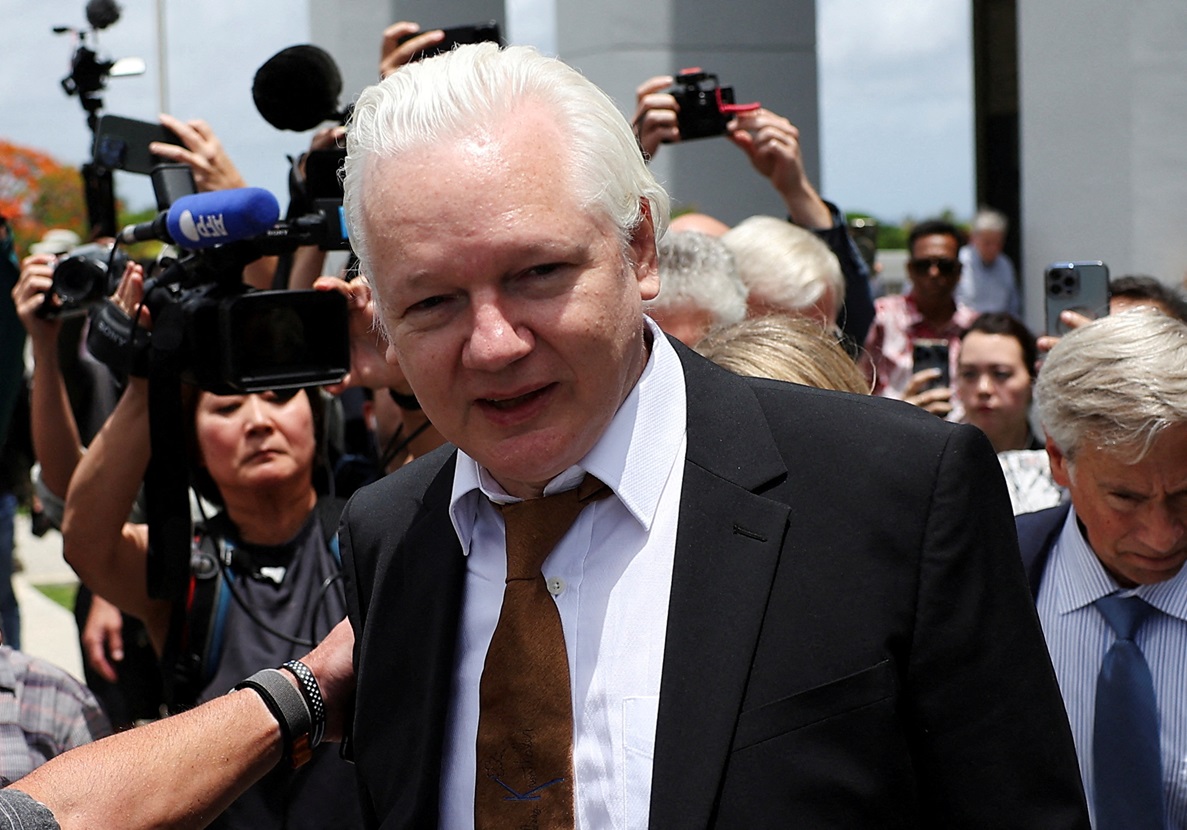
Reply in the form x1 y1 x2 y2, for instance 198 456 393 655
85 180 350 395
666 68 760 141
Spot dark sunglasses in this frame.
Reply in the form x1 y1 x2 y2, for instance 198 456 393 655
908 256 960 277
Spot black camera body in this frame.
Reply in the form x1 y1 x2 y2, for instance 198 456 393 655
41 241 128 319
87 245 350 395
668 69 738 140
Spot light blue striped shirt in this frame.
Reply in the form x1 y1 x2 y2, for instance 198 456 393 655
1037 507 1187 828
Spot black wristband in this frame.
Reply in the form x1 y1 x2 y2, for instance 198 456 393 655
388 388 421 411
235 668 313 767
282 659 326 750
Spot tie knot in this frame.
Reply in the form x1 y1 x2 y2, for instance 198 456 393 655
1095 594 1155 641
495 475 610 578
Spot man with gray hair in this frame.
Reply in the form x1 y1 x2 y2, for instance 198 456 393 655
956 207 1019 315
1018 308 1187 829
338 42 1086 827
644 230 746 346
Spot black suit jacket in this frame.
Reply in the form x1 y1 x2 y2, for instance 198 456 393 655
1016 503 1073 599
340 343 1089 828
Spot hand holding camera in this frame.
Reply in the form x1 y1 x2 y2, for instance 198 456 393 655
632 70 760 158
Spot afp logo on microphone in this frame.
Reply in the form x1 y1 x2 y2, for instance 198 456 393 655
176 210 230 244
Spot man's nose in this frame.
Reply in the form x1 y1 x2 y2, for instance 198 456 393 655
1138 503 1186 553
464 300 532 371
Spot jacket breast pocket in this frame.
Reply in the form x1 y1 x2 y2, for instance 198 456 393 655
732 658 896 750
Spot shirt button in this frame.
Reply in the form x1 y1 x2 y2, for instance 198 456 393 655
546 577 565 596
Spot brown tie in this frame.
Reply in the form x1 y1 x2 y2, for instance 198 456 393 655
474 476 610 830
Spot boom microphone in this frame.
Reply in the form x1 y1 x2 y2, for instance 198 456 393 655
117 188 281 249
252 45 345 131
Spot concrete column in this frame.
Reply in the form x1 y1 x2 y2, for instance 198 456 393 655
1018 0 1187 329
556 0 820 226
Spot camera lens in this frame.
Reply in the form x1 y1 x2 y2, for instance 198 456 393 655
50 243 127 307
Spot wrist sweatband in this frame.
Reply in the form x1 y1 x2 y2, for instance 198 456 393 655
282 659 326 750
388 387 421 411
235 668 313 767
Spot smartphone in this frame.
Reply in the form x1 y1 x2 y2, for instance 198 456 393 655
1044 261 1110 335
912 339 950 391
94 115 184 175
397 21 502 62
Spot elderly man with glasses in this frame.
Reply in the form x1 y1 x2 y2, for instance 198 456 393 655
860 219 978 417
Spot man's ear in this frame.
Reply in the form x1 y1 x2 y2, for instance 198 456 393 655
1046 436 1071 488
628 198 661 302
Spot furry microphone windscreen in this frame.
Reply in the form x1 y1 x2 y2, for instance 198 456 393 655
252 44 343 132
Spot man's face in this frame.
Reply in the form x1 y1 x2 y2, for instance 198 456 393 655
906 233 961 305
1048 423 1187 586
971 229 1005 264
647 305 714 347
360 105 660 499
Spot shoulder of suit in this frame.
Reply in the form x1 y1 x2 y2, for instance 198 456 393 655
342 443 457 518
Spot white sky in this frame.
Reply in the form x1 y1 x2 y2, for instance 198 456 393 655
0 0 973 223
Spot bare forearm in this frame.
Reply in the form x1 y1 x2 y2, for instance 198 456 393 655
780 176 832 230
15 690 282 830
61 379 151 590
29 341 83 499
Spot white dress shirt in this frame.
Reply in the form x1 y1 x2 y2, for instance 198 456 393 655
440 320 688 829
1036 507 1187 827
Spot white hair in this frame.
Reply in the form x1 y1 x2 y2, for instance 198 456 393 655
646 230 746 326
721 215 845 313
342 43 669 284
1036 308 1187 460
971 207 1009 234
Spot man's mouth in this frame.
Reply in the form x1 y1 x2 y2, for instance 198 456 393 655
481 384 550 410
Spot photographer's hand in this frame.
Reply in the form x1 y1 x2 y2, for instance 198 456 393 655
379 21 444 79
632 75 679 160
1036 310 1093 353
82 594 125 684
152 113 248 193
313 275 408 393
14 255 62 348
727 108 831 229
903 369 954 418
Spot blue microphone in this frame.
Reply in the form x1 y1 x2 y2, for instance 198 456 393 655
165 188 280 249
117 188 281 249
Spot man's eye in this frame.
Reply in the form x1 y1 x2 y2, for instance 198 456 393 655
407 295 449 314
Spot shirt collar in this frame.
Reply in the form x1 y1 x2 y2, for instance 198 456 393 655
1050 505 1187 622
449 317 687 554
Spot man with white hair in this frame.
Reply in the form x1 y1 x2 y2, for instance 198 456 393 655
722 215 845 328
1018 308 1187 829
339 43 1087 827
644 230 746 346
957 207 1019 315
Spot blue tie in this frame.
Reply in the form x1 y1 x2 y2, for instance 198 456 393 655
1093 594 1165 830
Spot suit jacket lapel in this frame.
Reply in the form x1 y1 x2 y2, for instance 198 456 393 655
649 345 791 828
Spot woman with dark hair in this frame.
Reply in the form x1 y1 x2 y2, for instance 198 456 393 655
955 312 1066 514
954 311 1041 453
61 266 363 829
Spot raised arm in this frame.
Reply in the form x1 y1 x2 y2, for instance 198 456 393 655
10 618 355 830
61 268 169 648
12 255 81 500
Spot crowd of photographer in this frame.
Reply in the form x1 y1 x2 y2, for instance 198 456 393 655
1 11 1187 829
